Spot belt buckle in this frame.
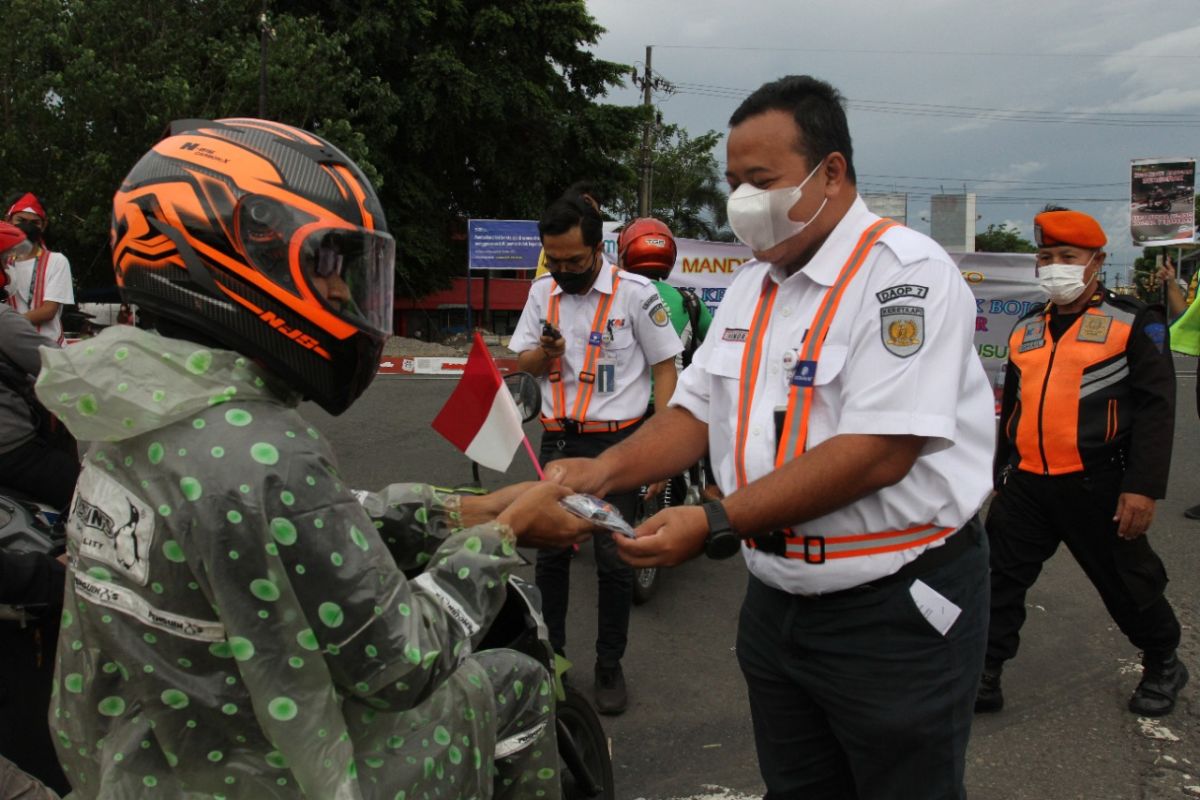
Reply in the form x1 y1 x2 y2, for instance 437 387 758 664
561 419 581 436
752 530 787 555
803 535 826 565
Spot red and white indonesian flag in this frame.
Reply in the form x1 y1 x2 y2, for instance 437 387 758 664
432 333 525 472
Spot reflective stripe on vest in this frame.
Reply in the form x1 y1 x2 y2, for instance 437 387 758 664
1008 298 1135 475
731 220 953 560
545 266 622 423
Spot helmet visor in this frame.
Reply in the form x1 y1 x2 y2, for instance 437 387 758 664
302 227 395 336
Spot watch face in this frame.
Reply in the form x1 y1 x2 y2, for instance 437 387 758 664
706 530 741 560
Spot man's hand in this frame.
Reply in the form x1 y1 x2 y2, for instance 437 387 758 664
1156 257 1177 285
614 505 708 567
1114 492 1156 539
545 457 611 496
496 481 597 548
540 333 565 360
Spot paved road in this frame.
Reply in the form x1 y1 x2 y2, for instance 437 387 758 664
305 363 1200 800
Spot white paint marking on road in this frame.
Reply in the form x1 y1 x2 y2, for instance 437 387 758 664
635 787 762 800
1138 718 1181 741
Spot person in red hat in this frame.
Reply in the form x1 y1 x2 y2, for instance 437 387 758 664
977 206 1187 717
5 192 74 344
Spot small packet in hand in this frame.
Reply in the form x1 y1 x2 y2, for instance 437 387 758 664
559 494 637 539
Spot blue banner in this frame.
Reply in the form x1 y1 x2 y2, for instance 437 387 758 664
467 219 542 270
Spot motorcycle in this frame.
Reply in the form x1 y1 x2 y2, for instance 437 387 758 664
0 490 66 623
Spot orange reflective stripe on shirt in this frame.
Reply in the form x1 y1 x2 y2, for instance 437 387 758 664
733 277 779 489
545 266 621 424
571 269 621 422
775 219 896 468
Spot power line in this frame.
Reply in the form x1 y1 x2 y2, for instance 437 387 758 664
652 44 1199 61
670 83 1200 128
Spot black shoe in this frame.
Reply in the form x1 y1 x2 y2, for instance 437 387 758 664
1185 503 1200 520
975 668 1004 713
1129 656 1189 717
593 662 627 715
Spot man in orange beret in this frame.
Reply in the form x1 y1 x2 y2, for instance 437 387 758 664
977 206 1187 716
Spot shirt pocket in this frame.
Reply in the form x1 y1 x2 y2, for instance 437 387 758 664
604 324 636 353
813 345 848 386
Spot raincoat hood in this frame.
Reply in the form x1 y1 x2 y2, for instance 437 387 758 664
36 325 295 443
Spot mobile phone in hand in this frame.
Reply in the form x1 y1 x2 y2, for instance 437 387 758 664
542 320 561 340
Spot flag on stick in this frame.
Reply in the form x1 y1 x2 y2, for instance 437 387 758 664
432 333 528 473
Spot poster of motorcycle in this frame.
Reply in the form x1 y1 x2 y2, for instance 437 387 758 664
1130 158 1195 246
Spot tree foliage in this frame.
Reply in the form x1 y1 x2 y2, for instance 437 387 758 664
974 223 1036 253
602 122 730 240
0 0 638 295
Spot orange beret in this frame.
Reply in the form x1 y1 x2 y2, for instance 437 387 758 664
1033 210 1106 249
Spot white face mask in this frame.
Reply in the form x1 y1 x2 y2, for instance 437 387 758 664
1038 254 1096 305
726 160 828 252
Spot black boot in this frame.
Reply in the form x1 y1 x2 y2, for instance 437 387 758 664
1184 503 1200 520
975 665 1004 713
593 662 627 715
1129 654 1189 717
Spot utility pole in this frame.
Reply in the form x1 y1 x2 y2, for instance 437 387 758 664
258 0 271 118
637 46 653 218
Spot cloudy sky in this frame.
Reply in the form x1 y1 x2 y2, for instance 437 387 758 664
586 0 1200 281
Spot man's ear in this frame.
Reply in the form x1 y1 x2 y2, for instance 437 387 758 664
823 153 850 195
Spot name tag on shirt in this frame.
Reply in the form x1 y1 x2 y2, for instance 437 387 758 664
790 360 818 387
596 360 617 394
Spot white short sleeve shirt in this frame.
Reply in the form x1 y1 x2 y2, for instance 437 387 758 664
7 250 74 344
671 197 994 595
511 259 683 422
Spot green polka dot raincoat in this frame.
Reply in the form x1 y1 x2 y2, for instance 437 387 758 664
35 326 560 799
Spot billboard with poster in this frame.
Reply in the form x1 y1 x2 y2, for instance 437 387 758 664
1130 158 1195 246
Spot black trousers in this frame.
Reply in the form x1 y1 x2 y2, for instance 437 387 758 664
535 425 639 667
985 468 1181 667
737 520 989 800
0 436 79 511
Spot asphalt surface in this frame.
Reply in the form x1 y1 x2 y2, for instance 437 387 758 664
305 358 1200 800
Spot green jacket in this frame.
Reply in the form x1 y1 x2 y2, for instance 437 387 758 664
36 326 556 799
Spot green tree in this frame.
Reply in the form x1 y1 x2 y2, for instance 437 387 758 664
1 0 639 296
605 122 730 240
974 223 1036 253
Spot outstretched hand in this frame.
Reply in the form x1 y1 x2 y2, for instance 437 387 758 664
496 481 598 549
545 457 611 496
613 505 708 567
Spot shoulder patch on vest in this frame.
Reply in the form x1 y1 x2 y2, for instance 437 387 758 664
880 305 924 357
875 284 929 304
1144 322 1166 353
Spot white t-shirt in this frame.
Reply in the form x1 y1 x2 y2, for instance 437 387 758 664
7 250 74 343
670 198 995 595
510 259 683 422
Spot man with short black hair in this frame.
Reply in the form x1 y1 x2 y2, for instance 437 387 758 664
548 75 995 798
510 187 682 714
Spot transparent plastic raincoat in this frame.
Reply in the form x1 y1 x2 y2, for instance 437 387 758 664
35 326 559 799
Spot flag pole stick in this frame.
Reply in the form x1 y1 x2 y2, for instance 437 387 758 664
521 435 545 480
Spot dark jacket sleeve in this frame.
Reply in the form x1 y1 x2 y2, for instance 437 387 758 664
0 307 49 376
0 550 65 610
1121 305 1175 497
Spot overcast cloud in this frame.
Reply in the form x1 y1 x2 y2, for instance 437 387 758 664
586 0 1200 279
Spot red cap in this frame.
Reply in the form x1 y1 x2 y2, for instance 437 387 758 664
1033 210 1107 249
7 192 46 220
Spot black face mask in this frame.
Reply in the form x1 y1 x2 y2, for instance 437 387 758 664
549 256 599 295
13 220 42 244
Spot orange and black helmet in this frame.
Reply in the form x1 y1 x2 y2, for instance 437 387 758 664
618 218 677 280
112 118 395 414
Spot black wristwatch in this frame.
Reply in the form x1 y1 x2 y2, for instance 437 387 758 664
702 500 741 560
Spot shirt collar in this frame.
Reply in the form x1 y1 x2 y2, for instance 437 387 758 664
548 253 617 296
767 195 878 288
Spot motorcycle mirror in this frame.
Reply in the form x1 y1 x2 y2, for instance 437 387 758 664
503 371 541 424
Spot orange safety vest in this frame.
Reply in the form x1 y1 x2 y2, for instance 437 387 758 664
540 266 640 431
1006 294 1136 476
735 219 956 562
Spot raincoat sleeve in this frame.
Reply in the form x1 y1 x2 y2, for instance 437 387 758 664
185 438 523 715
352 483 466 573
